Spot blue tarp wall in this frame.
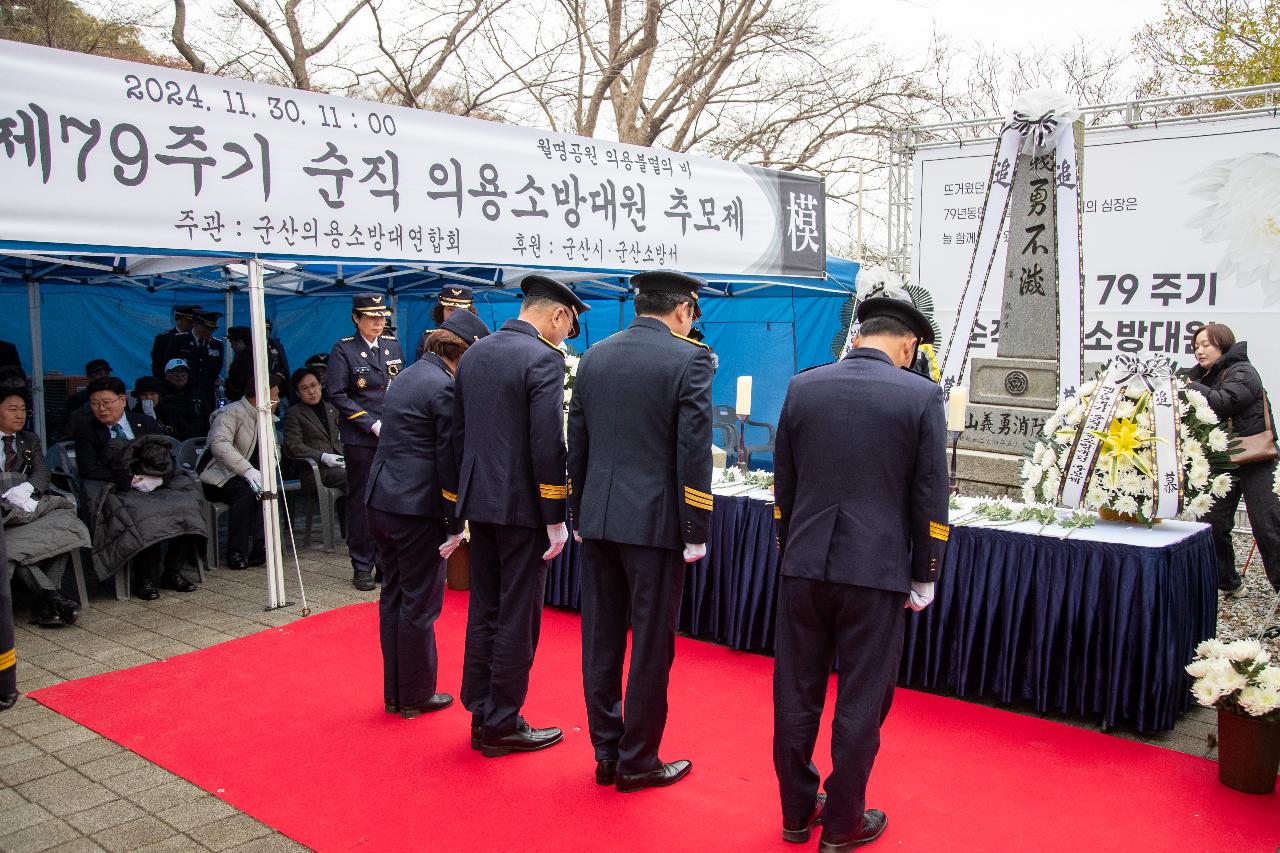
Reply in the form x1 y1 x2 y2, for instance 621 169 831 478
0 260 857 467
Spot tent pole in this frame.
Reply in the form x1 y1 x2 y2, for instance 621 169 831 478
390 292 399 339
26 278 45 444
247 258 287 609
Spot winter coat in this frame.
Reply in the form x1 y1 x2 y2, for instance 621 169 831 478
200 398 262 489
1182 342 1275 438
282 400 346 492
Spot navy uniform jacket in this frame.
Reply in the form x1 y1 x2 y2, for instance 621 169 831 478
174 333 225 407
328 333 404 448
365 352 462 535
567 316 714 549
151 328 183 378
453 319 567 529
773 348 949 593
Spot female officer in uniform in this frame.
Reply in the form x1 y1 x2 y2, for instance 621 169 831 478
328 294 404 591
366 311 489 717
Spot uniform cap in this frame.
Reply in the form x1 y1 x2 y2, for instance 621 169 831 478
304 353 328 368
630 270 705 318
163 358 190 373
438 284 474 309
195 311 222 329
353 293 393 317
174 305 202 319
855 284 935 344
519 275 590 339
440 310 491 344
84 358 111 374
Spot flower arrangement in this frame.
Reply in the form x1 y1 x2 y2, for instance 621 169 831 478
561 346 580 412
950 496 1096 537
721 468 774 488
1187 638 1280 720
1019 368 1232 524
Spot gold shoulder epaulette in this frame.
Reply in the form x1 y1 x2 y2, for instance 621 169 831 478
537 335 566 356
670 331 709 350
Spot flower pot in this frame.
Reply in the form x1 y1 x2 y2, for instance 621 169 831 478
1097 506 1162 525
1217 706 1280 794
446 542 471 591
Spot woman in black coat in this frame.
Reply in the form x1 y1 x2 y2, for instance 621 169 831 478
1182 323 1280 597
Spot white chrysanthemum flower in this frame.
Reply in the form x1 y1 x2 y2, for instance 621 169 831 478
1125 385 1144 400
1225 639 1266 663
1215 667 1250 695
1186 152 1280 304
1043 413 1061 436
1210 474 1232 498
1078 379 1097 398
1115 401 1137 420
1194 405 1218 425
1257 666 1280 689
1192 678 1225 707
1021 484 1037 505
1186 658 1216 678
1042 466 1061 495
1238 685 1280 717
1021 461 1043 488
1206 429 1228 452
1186 493 1213 518
1065 405 1084 427
1054 396 1075 417
1196 638 1231 658
1032 442 1049 465
1189 459 1210 488
1085 485 1107 508
1118 471 1145 496
1183 388 1210 410
1113 495 1139 516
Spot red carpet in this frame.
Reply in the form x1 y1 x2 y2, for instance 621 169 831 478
31 592 1278 852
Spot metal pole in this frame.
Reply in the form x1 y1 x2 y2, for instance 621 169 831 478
247 258 287 609
26 278 45 445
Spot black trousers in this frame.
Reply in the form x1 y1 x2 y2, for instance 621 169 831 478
461 522 549 737
133 537 192 583
1202 458 1280 592
0 525 14 697
342 444 378 575
203 478 262 556
580 539 685 775
369 508 447 707
773 576 906 837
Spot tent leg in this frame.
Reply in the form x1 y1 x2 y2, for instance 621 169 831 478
27 278 45 445
247 258 287 609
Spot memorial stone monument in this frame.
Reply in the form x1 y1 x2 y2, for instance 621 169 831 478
955 118 1086 494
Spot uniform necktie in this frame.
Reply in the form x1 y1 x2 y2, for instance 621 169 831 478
2 435 16 471
111 424 125 440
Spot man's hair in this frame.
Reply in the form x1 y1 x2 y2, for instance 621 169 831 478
521 295 560 313
425 327 469 362
87 376 126 396
290 367 320 391
857 315 915 339
0 388 29 409
634 291 692 317
1196 322 1236 353
246 373 282 401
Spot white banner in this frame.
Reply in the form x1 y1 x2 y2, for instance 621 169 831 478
913 115 1280 397
0 41 825 278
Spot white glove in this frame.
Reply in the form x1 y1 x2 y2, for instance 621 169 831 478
906 581 936 612
320 453 344 468
244 468 263 493
542 522 568 561
131 475 163 493
573 530 583 543
439 532 465 559
371 420 382 437
683 542 707 563
2 482 37 513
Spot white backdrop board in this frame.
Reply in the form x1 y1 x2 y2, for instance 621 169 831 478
913 115 1280 390
0 41 824 279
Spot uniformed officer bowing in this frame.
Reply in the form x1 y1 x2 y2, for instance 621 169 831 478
367 310 490 719
454 275 587 757
567 269 712 792
329 294 404 591
771 286 949 851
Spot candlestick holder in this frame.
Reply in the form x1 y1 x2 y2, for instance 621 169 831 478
737 414 749 475
948 430 961 495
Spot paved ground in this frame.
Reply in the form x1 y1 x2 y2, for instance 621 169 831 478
0 531 1274 853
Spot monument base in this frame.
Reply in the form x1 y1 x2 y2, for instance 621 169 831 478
954 448 1024 497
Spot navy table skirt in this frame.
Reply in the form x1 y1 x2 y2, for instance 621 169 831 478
546 497 1218 733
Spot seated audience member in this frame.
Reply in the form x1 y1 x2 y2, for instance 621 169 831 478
131 376 165 422
73 376 205 600
158 359 209 440
0 390 89 627
0 368 31 431
200 374 280 570
283 368 346 492
62 359 113 437
304 354 329 399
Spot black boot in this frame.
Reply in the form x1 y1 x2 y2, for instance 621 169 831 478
42 591 79 626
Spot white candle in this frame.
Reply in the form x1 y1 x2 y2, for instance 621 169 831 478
736 376 752 417
946 386 969 432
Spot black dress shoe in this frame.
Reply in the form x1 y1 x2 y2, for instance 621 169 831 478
471 724 482 750
480 721 563 757
0 693 17 711
385 700 400 714
162 572 197 592
32 601 63 628
783 793 827 843
595 759 617 786
400 693 454 718
353 571 376 591
136 579 161 601
818 809 887 852
248 546 266 567
44 592 80 627
227 551 250 570
616 759 692 793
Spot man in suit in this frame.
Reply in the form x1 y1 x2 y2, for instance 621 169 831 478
454 275 588 757
282 367 345 490
151 305 200 378
368 311 489 719
772 287 949 851
329 294 404 591
1 389 82 627
176 311 225 415
567 269 711 792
